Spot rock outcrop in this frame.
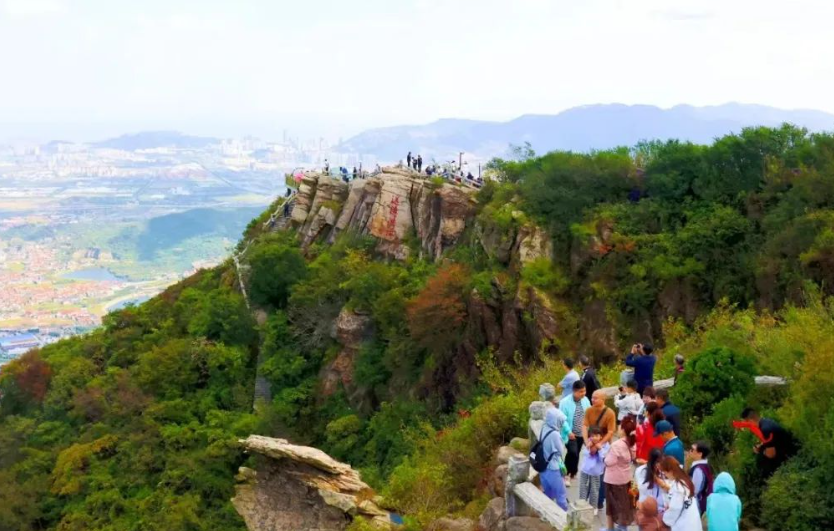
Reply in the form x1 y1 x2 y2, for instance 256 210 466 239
233 435 396 531
466 283 561 363
287 169 477 261
321 308 374 410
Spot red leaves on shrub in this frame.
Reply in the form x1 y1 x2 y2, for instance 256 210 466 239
407 264 468 351
3 350 52 403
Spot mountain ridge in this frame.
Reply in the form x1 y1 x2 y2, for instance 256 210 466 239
338 102 834 161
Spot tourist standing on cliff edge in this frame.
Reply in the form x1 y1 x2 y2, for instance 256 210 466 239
406 151 412 168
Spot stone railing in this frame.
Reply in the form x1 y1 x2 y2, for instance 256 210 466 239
600 374 787 398
504 455 594 530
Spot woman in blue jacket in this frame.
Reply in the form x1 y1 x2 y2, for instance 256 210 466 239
539 407 569 511
706 472 742 531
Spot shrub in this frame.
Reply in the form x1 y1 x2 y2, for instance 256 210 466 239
672 346 756 419
247 237 308 308
407 264 469 353
760 454 834 531
519 258 569 294
692 395 746 455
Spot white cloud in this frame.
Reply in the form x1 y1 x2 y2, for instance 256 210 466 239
2 0 67 18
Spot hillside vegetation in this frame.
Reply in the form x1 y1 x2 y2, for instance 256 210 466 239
2 125 834 530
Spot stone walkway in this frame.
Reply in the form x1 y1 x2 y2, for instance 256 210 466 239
565 452 639 531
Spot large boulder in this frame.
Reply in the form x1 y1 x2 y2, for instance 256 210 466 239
514 225 552 265
238 435 369 493
477 497 506 531
495 446 524 466
234 435 395 531
490 464 509 497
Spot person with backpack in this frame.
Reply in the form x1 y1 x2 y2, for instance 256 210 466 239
657 456 702 531
533 407 569 511
687 441 713 515
706 472 742 531
579 355 601 397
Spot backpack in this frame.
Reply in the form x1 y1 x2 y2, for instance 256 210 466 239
529 428 557 473
688 463 714 514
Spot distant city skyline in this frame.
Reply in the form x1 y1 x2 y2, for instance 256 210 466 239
1 0 833 143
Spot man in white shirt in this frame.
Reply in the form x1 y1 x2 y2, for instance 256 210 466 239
687 440 714 515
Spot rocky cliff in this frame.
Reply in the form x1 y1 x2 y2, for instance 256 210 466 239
233 435 396 531
287 168 477 260
277 168 570 409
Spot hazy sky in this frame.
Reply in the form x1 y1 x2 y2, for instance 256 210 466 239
1 0 832 142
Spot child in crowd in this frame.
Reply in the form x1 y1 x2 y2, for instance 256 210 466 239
636 496 664 531
578 425 609 515
615 379 643 421
639 386 656 423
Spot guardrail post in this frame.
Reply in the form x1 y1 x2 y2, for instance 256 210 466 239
505 455 529 517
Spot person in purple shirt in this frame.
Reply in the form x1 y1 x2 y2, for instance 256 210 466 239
625 342 656 395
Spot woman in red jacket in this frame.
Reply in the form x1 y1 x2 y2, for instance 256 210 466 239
636 403 666 463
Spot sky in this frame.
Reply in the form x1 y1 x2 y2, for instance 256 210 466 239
1 0 832 142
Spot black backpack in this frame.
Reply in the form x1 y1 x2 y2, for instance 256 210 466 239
529 428 557 473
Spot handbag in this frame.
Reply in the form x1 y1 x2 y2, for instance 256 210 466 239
627 479 640 509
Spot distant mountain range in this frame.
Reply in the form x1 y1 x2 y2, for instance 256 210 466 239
93 131 219 151
337 103 834 161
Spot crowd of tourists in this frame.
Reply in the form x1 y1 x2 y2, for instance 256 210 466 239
532 343 792 531
405 151 484 187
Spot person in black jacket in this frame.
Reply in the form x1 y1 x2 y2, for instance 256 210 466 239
579 355 600 398
655 389 681 436
741 407 796 477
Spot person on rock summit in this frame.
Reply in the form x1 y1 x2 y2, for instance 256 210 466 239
406 151 412 168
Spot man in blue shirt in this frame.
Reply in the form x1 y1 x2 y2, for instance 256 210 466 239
624 342 656 395
558 358 580 399
656 420 685 467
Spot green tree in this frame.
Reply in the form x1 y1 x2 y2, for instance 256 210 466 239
248 237 308 308
673 346 756 420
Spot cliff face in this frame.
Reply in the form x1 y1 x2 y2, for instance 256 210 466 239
288 168 477 260
280 169 570 409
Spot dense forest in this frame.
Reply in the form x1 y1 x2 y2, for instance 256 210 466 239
2 125 834 530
